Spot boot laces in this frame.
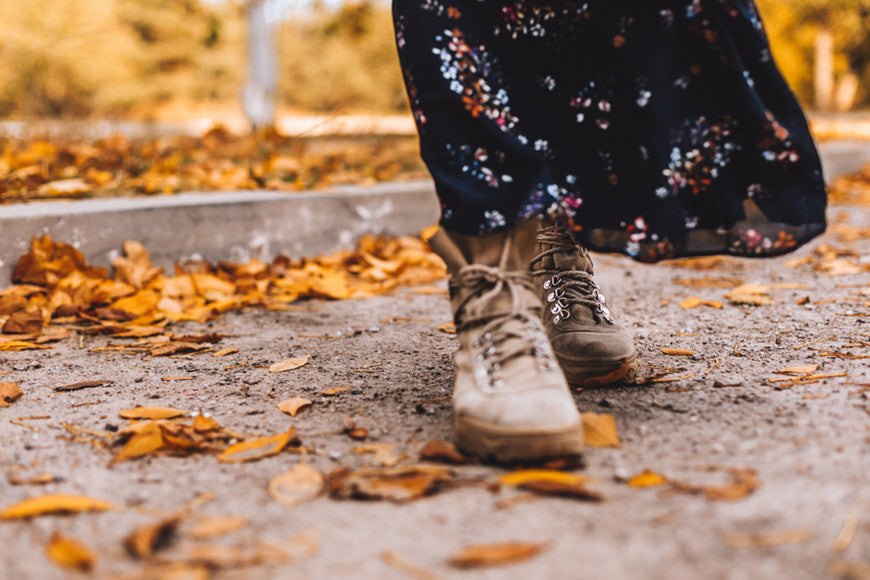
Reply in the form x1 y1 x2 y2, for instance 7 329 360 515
533 227 615 326
452 264 559 391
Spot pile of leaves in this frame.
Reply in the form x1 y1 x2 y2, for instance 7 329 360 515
0 232 447 351
0 128 427 204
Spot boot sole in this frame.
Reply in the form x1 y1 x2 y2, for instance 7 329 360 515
454 416 585 463
561 353 638 388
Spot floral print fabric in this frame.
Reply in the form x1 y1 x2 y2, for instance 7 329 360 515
393 0 827 262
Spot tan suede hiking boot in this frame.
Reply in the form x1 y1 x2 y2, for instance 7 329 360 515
428 221 584 463
530 224 637 387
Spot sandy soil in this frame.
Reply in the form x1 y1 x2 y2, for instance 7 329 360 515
1 207 869 580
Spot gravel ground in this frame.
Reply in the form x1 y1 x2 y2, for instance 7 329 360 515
1 206 869 580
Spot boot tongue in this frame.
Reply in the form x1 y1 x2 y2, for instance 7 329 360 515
538 242 595 274
450 275 539 328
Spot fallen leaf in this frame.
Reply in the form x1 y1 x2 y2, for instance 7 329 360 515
725 283 774 306
725 528 812 548
326 464 456 502
321 386 351 396
124 516 181 559
775 365 819 375
217 428 299 463
111 423 166 464
0 382 23 407
116 563 210 580
346 427 369 441
119 407 188 420
352 443 405 467
212 347 238 357
679 297 702 309
448 541 549 569
45 533 97 572
581 412 620 447
268 463 324 509
54 379 114 392
499 470 592 487
187 516 248 540
277 397 312 417
269 355 310 373
1 494 118 519
437 322 456 334
419 440 466 465
0 341 52 352
2 310 43 334
627 470 669 488
382 550 447 580
704 467 759 501
661 348 696 356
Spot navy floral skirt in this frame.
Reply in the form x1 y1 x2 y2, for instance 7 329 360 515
393 0 827 262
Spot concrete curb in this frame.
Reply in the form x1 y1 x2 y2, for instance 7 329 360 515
0 180 440 284
2 140 869 285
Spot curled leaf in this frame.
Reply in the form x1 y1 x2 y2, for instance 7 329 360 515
46 533 97 572
217 428 298 463
269 355 310 373
277 397 313 417
1 494 118 519
448 541 549 569
268 463 324 509
119 407 188 420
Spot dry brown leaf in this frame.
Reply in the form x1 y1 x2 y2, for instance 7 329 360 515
775 364 819 375
268 463 324 509
419 440 466 465
661 348 696 356
327 464 456 502
321 386 351 396
119 407 189 420
217 428 298 463
725 528 811 548
448 541 549 569
352 443 404 467
382 550 448 580
0 494 118 519
112 240 164 289
45 533 97 572
725 283 774 305
124 516 181 559
187 516 248 540
269 355 311 373
277 397 313 417
54 379 114 392
679 296 702 309
0 340 52 352
581 412 620 447
212 347 238 357
499 470 601 501
2 310 43 334
0 382 23 407
704 467 760 501
437 322 457 334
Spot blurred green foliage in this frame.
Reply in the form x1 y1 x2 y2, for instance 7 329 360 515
0 0 866 119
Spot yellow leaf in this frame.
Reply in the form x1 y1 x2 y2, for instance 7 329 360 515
268 463 324 509
1 494 118 519
499 470 592 487
112 240 163 289
679 296 702 309
46 533 97 571
119 407 188 420
111 290 161 317
217 429 298 463
0 341 52 352
661 348 696 356
269 355 310 373
581 412 620 448
112 424 165 464
277 397 313 417
448 541 549 569
701 300 724 309
627 470 669 488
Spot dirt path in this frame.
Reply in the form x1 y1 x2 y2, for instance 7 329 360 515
2 207 869 580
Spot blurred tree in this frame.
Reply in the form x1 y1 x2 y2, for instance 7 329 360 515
757 0 870 111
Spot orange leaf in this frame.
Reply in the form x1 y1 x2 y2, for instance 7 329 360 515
661 348 696 356
269 355 310 373
0 382 23 407
217 429 298 463
678 296 702 309
111 423 166 464
627 470 669 488
46 533 97 571
1 494 118 519
119 407 188 420
581 412 620 447
187 516 248 540
277 397 313 417
448 541 549 569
